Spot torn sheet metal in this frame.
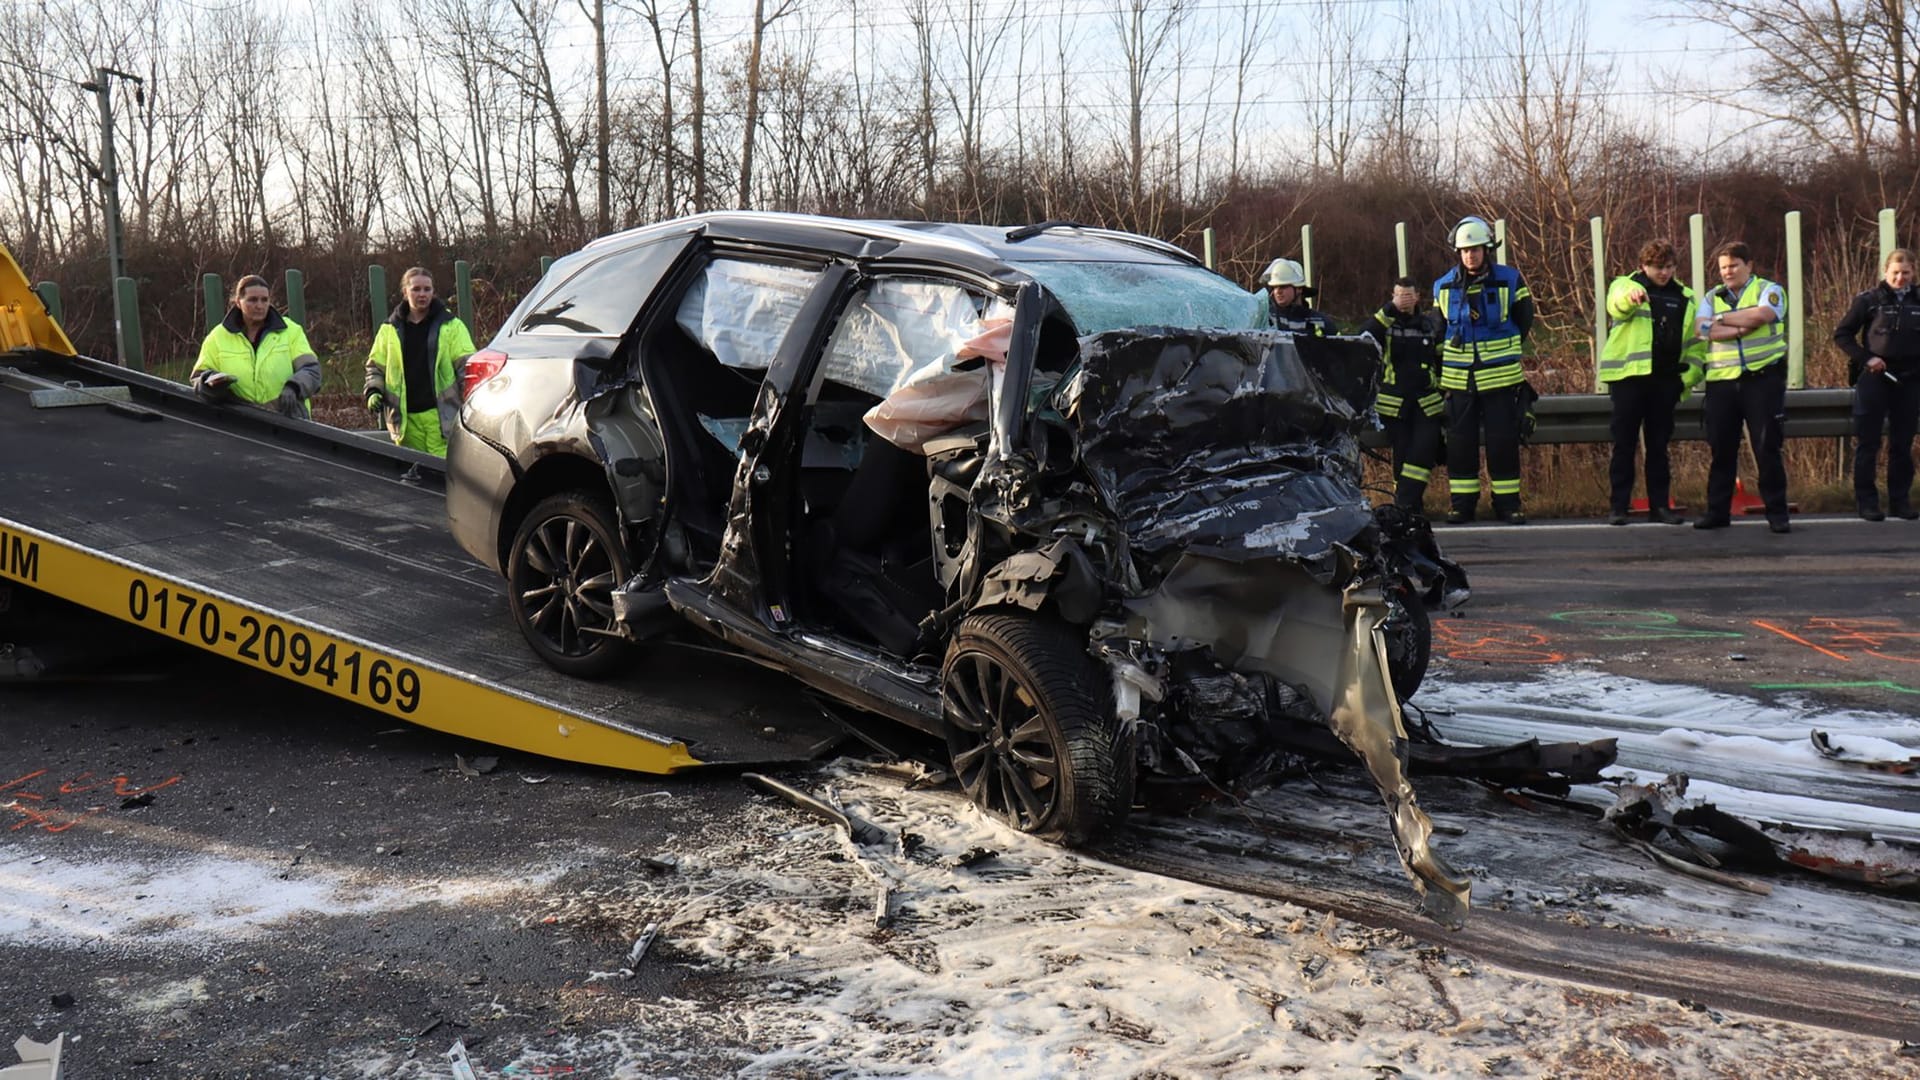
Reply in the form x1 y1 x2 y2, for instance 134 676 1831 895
1057 329 1380 583
1324 587 1470 925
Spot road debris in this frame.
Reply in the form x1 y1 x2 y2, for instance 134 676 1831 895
444 1039 478 1080
0 1034 63 1080
454 755 498 778
741 772 886 845
1811 729 1918 775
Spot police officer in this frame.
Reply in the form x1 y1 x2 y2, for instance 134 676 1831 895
1694 241 1791 533
1600 239 1705 525
1362 277 1445 514
1832 247 1920 520
1260 258 1336 335
1434 216 1534 524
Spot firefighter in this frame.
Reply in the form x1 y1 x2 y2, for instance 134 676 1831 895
190 275 321 418
1832 247 1920 521
1694 241 1791 533
1433 216 1534 524
364 266 477 457
1362 276 1445 514
1599 239 1705 525
1260 258 1336 335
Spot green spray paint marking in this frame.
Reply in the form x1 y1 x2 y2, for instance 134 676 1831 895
1752 680 1920 696
1550 609 1744 641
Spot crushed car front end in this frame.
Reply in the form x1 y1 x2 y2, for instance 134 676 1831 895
960 321 1475 922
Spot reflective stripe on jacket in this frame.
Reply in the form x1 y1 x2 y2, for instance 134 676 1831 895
1599 274 1706 388
364 300 476 448
190 308 320 415
1701 276 1787 380
1364 302 1445 418
1433 264 1529 391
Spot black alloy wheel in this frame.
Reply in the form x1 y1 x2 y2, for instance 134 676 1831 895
507 492 635 679
941 612 1127 844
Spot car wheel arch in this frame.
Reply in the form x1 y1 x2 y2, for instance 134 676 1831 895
498 453 627 574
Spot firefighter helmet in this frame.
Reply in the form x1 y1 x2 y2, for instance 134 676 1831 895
1262 258 1308 288
1452 216 1496 250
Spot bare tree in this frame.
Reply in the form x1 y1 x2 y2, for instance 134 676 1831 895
736 0 801 208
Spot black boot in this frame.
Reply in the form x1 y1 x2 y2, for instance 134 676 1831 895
1860 498 1887 522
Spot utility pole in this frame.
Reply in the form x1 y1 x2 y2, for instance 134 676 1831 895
81 66 143 367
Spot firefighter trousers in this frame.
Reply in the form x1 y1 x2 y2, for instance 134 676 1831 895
1446 385 1524 515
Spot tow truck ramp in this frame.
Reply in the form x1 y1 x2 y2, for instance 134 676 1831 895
0 348 841 772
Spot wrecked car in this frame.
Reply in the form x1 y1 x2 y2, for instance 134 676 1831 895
446 213 1476 919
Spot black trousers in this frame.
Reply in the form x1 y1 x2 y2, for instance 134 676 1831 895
1703 364 1788 523
1446 385 1524 513
1852 370 1920 510
1607 373 1683 512
1384 409 1444 509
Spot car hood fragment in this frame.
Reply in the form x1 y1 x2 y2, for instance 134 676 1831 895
1057 328 1380 585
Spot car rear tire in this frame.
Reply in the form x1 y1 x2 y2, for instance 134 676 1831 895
941 611 1128 844
507 493 634 679
1383 588 1432 702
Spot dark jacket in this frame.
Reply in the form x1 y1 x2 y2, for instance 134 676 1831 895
1833 282 1920 384
1361 302 1442 396
1268 295 1336 336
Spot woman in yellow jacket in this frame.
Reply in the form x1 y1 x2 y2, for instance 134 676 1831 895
363 266 475 456
190 275 321 417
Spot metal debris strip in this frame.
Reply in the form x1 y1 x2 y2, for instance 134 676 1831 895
742 772 886 845
0 1034 64 1080
625 923 660 967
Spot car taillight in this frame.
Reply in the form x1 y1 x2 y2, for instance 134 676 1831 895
461 349 508 398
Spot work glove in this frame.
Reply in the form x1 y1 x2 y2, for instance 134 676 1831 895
194 373 236 404
275 382 306 418
365 386 389 414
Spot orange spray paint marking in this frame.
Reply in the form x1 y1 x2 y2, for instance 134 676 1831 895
1752 620 1850 661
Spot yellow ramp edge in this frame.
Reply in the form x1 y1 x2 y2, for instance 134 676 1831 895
0 517 701 773
0 245 76 355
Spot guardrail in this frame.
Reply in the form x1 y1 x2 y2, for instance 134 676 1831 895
1361 388 1856 449
1529 388 1853 444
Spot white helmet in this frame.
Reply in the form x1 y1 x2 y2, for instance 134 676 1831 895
1262 258 1308 288
1452 216 1495 250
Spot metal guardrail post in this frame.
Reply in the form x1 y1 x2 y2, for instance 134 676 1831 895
538 255 554 279
1300 223 1314 288
1785 210 1804 389
113 275 143 371
1881 207 1897 266
1395 222 1408 279
1689 213 1706 299
455 259 474 330
202 273 222 330
1202 227 1215 270
284 268 306 326
368 265 387 335
1495 218 1508 265
1591 216 1607 391
33 282 61 327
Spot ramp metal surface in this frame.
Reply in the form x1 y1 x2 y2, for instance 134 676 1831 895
0 350 842 771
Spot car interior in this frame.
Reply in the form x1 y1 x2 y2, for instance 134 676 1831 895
626 255 1083 662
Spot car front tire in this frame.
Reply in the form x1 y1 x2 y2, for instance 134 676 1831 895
941 611 1128 844
507 493 634 679
1383 588 1432 703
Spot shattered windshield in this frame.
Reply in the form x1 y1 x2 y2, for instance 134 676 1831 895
1008 260 1266 335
